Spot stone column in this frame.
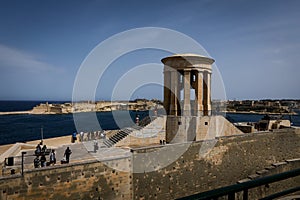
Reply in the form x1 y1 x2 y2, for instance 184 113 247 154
195 71 203 116
183 70 191 116
163 70 171 115
207 72 212 115
176 72 181 116
170 70 179 116
203 71 211 116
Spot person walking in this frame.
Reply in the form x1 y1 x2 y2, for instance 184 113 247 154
64 147 72 163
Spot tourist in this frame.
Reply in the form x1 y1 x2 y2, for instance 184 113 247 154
41 144 47 154
34 156 40 168
80 132 84 142
154 106 158 116
91 132 94 140
64 147 72 163
40 155 46 167
71 132 77 143
100 131 104 138
136 114 140 125
94 139 99 153
49 150 56 165
35 144 41 156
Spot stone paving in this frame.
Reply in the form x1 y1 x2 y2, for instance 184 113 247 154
9 139 131 172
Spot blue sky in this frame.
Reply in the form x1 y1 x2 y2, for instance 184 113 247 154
0 0 299 101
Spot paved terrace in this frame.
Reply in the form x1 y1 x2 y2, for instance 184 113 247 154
0 136 131 176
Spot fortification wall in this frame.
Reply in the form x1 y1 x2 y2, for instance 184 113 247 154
0 129 299 200
132 128 300 199
0 157 132 200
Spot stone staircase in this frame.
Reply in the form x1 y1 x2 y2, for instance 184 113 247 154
103 116 152 148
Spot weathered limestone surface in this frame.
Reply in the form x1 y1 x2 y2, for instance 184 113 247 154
166 115 243 143
0 157 132 200
0 129 299 200
132 129 300 199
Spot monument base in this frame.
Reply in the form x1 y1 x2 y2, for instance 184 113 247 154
166 115 244 143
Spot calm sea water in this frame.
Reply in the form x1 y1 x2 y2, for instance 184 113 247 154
0 101 299 145
0 101 149 145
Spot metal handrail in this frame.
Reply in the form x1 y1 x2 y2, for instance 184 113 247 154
178 168 300 200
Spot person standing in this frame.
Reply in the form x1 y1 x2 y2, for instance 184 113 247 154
49 149 56 165
80 132 84 142
35 144 41 156
71 132 77 143
64 147 72 163
40 155 46 167
135 114 140 125
93 139 99 153
34 156 40 168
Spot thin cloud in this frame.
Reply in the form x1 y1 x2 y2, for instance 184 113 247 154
0 44 63 73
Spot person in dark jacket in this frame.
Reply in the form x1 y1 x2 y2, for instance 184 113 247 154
40 155 46 167
64 147 72 163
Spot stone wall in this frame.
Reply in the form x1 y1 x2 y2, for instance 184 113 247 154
166 115 243 143
0 129 299 199
196 115 243 140
132 128 300 199
0 157 132 200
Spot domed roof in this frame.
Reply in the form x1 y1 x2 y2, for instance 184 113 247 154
161 53 215 65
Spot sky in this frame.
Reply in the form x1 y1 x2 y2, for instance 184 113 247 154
0 0 299 101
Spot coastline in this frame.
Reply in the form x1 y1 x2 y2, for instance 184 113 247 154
0 110 297 116
224 111 297 115
0 110 32 115
0 109 149 115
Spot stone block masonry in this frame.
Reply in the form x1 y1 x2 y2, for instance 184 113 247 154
0 129 299 199
0 157 132 200
132 129 300 199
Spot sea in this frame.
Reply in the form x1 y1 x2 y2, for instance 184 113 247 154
0 101 299 145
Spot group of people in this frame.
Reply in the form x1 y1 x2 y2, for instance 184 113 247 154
33 143 72 168
34 149 56 168
34 143 48 156
78 131 106 142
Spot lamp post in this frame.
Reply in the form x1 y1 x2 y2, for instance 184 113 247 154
21 152 27 176
41 126 44 145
